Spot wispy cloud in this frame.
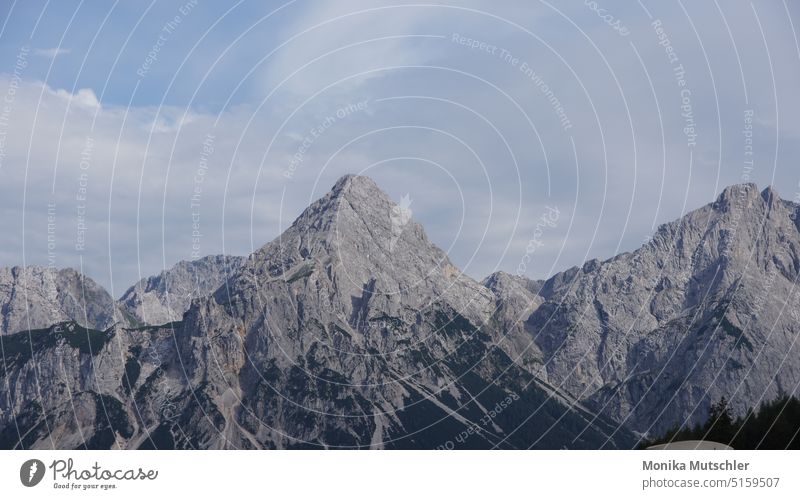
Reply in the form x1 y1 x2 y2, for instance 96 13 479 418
48 86 101 109
34 47 71 58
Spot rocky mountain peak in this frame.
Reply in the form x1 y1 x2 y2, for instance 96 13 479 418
249 175 451 284
290 174 421 252
713 183 760 213
640 183 795 273
231 174 493 330
0 265 125 335
711 183 788 217
525 182 800 434
118 254 245 326
330 173 384 199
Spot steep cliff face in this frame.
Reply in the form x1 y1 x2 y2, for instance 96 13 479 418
119 255 245 326
482 271 546 373
0 176 629 449
0 266 123 335
0 321 180 450
524 184 800 435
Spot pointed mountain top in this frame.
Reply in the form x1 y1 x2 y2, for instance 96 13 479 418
286 174 399 236
254 174 432 276
714 183 762 213
234 173 493 326
716 182 758 202
327 174 397 215
331 174 381 195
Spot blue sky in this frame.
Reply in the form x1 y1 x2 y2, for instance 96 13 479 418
1 0 799 294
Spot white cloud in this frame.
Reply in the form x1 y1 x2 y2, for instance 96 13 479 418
34 47 71 58
150 111 197 133
49 87 101 109
0 77 285 293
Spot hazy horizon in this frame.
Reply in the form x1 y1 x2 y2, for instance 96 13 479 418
0 175 788 299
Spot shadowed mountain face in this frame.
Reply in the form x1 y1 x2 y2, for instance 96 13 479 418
2 177 798 448
0 175 631 449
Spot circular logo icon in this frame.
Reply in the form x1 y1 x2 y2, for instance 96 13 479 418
20 459 45 487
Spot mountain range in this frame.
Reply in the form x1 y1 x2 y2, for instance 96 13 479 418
1 176 798 449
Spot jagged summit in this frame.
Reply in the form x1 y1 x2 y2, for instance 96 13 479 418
295 174 396 223
246 174 451 284
482 271 544 296
524 181 800 434
227 173 494 331
0 265 124 335
119 254 245 326
712 183 790 214
285 174 421 250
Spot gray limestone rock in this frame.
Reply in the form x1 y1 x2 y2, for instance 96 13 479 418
0 266 123 335
524 184 800 436
119 255 245 326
